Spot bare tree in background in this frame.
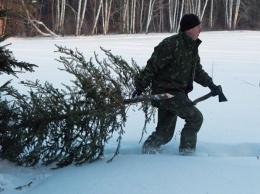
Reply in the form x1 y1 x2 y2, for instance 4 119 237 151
102 0 113 35
122 0 137 34
75 0 88 36
145 0 156 34
122 0 129 33
0 0 5 36
130 0 137 34
169 0 174 32
169 0 182 33
233 0 241 29
225 0 241 30
20 0 58 37
91 0 102 35
139 0 144 32
209 0 214 28
177 0 185 32
200 0 209 20
158 0 164 32
1 0 256 36
55 0 66 35
185 0 196 13
184 0 209 19
225 0 233 29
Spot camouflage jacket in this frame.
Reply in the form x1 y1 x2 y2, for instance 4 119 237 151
135 31 213 95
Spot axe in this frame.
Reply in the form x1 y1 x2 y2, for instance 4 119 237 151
124 86 227 104
193 85 228 104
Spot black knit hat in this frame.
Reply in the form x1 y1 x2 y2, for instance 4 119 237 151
180 14 201 31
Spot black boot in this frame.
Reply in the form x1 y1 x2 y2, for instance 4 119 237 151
141 133 163 154
179 135 197 155
142 141 159 154
179 147 195 156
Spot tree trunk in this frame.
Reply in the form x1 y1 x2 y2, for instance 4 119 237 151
0 1 4 36
56 0 66 35
173 0 179 32
209 0 213 28
145 0 156 34
226 0 233 29
75 0 88 36
102 0 113 35
91 0 102 35
139 0 144 32
20 0 58 37
233 0 241 29
200 0 209 20
177 0 184 32
197 0 201 17
130 0 136 34
55 0 60 32
187 0 196 14
169 0 173 32
79 0 87 34
60 0 66 35
158 0 164 32
229 0 233 29
122 0 129 33
76 0 82 36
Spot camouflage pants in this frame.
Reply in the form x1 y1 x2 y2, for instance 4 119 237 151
142 93 203 153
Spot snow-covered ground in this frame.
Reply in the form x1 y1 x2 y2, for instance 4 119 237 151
1 31 260 194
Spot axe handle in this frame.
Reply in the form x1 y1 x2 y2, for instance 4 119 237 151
193 92 212 105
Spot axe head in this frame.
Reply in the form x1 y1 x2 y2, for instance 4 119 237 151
219 92 228 102
217 86 228 102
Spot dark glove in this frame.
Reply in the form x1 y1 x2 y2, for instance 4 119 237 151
208 83 222 97
131 89 142 98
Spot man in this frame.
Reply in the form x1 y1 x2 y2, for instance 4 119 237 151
132 13 222 155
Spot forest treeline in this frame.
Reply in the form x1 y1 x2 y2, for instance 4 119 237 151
0 0 260 37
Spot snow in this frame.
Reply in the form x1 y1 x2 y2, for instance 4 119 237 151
1 31 260 194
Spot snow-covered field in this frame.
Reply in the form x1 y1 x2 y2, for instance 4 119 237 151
1 31 260 194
